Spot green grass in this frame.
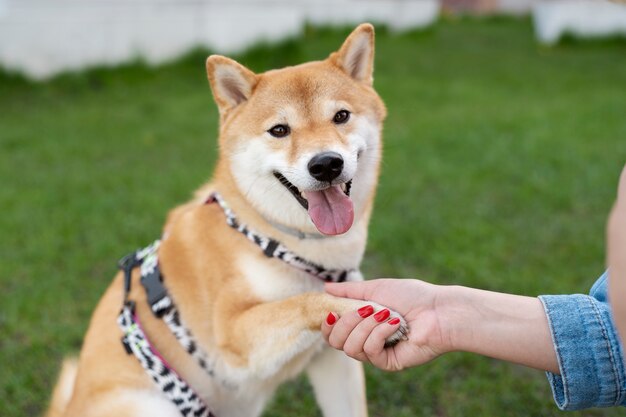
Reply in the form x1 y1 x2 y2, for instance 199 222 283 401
2 17 626 416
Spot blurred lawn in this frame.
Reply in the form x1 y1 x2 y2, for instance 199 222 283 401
1 17 626 417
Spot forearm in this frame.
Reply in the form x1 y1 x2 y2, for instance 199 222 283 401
440 285 559 374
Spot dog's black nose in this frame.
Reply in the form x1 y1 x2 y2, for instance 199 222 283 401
308 152 344 182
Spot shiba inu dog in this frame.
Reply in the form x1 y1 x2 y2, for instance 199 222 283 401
46 23 407 417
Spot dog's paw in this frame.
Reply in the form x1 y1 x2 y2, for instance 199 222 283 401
368 302 409 347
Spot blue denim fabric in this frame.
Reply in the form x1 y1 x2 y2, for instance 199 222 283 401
539 271 626 410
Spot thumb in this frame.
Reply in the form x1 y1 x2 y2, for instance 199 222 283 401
324 280 382 300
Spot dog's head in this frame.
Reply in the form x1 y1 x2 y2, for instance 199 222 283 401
206 24 386 236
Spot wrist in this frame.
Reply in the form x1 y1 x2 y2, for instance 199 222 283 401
432 285 477 354
433 284 558 372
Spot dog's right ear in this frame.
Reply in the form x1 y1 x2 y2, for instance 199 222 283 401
206 55 258 116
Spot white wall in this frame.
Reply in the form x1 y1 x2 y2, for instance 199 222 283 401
497 0 542 15
533 0 626 45
0 0 440 79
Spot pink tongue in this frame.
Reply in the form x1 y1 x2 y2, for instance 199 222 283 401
304 186 354 235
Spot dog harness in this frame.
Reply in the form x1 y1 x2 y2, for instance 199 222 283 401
207 192 359 283
118 241 216 417
117 192 358 417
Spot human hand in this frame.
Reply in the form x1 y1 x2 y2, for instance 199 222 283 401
608 164 626 341
321 279 452 371
322 278 560 373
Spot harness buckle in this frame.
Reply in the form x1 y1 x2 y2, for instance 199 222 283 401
141 264 171 317
118 252 141 303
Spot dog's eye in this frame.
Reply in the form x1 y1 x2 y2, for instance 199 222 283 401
268 124 290 138
333 110 350 124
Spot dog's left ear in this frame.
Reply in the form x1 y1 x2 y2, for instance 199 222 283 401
330 23 375 85
206 55 258 117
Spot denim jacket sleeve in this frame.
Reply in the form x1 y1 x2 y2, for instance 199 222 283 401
538 271 626 410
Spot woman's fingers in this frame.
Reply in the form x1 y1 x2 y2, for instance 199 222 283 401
342 309 392 360
326 306 373 350
321 312 338 344
322 306 404 369
362 318 404 369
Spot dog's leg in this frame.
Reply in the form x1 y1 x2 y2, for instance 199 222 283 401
216 292 407 379
307 347 368 417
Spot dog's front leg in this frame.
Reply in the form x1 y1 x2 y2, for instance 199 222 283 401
216 292 407 380
216 293 380 378
307 346 368 417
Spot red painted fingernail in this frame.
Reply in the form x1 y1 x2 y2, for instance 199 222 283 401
358 305 374 318
374 309 390 322
388 317 400 325
326 312 337 325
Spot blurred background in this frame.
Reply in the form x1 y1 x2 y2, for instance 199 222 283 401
1 0 626 416
2 0 626 79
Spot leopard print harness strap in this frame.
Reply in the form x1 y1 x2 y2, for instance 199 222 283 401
206 192 359 283
118 241 216 417
118 303 214 417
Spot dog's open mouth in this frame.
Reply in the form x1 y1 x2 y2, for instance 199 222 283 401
273 172 354 236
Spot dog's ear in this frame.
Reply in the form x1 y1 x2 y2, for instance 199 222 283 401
206 55 258 116
330 23 375 85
